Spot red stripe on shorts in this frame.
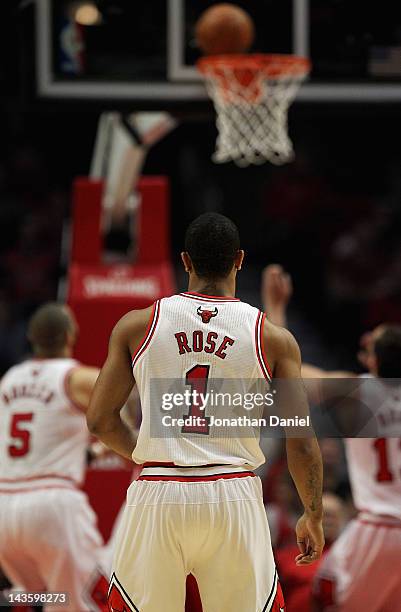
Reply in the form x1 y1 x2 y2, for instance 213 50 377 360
138 471 255 482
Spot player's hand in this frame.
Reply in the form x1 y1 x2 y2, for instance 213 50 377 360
262 265 293 312
295 512 325 566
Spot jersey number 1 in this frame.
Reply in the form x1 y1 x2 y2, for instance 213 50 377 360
8 413 34 457
182 365 210 435
373 438 401 482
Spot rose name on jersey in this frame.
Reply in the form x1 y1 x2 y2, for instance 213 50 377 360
174 331 235 360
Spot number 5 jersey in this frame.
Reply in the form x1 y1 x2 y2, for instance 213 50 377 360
0 358 88 491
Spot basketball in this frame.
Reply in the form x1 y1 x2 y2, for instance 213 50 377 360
195 3 255 56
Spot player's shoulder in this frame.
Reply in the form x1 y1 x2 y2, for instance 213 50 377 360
265 319 299 350
112 304 155 343
0 361 23 386
264 319 301 370
1 358 37 380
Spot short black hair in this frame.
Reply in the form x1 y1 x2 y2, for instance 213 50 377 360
185 213 240 279
28 302 74 356
374 325 401 378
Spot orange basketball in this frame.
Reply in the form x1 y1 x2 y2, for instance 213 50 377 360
195 3 255 56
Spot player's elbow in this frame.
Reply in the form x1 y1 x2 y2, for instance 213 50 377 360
86 407 107 436
286 437 321 461
86 412 98 435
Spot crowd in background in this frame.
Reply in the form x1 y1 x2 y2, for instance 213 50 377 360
2 108 401 375
0 145 66 373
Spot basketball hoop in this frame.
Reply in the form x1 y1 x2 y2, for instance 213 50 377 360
197 54 311 166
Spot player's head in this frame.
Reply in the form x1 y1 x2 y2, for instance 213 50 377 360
181 213 244 281
28 303 78 358
371 325 401 378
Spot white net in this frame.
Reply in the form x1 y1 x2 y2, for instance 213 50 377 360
198 55 310 167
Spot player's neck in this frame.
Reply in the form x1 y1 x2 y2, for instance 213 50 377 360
187 277 236 298
34 346 73 359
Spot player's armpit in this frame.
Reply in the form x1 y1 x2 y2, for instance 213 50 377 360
86 306 152 460
67 366 100 412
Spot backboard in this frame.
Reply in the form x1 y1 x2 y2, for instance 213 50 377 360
36 0 401 102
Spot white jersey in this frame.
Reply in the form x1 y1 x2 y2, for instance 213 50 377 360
345 375 401 520
132 292 272 469
0 358 89 491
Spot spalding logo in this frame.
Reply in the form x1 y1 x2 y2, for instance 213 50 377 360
197 305 218 324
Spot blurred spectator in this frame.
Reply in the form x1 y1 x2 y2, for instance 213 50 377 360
329 204 401 303
0 296 27 374
3 216 60 311
263 441 303 548
319 439 347 493
0 145 65 372
263 439 348 535
275 493 346 612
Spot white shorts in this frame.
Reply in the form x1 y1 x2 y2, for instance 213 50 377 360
0 486 105 612
313 514 401 611
109 466 285 612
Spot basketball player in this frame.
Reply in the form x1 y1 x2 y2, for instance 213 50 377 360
263 265 401 611
87 213 324 612
0 303 106 612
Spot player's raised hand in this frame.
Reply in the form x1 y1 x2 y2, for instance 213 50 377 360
262 265 293 308
294 512 325 566
261 265 293 327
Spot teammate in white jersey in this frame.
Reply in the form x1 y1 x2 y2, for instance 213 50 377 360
87 213 324 612
0 303 105 612
263 265 401 612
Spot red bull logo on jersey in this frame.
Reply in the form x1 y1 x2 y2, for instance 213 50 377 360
197 306 218 324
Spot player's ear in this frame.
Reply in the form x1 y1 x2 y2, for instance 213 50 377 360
235 249 245 271
64 307 79 348
367 352 378 375
181 252 193 274
65 329 76 350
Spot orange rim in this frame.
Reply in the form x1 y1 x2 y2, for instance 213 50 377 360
197 53 311 78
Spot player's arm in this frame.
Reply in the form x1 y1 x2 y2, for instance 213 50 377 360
86 308 151 461
67 366 100 411
262 264 355 402
266 324 325 566
301 365 354 405
301 363 354 379
261 264 292 328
